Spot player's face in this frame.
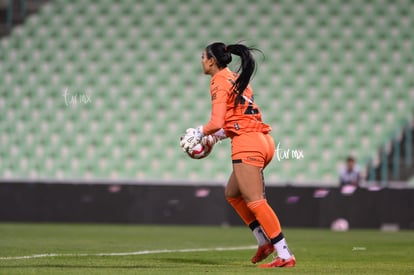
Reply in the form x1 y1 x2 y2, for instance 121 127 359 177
347 160 354 170
201 50 214 75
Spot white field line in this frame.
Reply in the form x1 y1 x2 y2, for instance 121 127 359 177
0 245 257 260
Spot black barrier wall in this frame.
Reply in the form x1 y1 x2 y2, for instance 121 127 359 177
0 182 413 229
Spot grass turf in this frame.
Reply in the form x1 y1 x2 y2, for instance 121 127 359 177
0 223 413 274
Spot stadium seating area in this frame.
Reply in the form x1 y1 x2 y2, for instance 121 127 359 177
1 0 413 184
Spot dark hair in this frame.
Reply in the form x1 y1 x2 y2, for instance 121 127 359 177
346 156 355 162
205 42 259 98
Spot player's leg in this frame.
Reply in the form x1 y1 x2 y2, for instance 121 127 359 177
233 162 295 267
230 132 295 267
225 172 257 227
232 133 295 267
225 172 273 263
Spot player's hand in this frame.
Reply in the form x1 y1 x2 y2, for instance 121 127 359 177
201 129 227 146
180 131 197 152
179 126 204 152
212 128 227 140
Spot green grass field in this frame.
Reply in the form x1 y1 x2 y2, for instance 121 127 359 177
0 223 413 274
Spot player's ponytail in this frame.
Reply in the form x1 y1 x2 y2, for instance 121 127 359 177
205 42 259 101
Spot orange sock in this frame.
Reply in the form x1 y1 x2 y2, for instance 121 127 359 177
226 197 256 226
247 199 282 239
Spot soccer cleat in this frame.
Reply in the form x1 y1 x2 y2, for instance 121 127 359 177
251 243 275 264
258 255 296 268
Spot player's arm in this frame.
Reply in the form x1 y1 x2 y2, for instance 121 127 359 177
180 99 227 151
180 127 226 153
180 77 230 151
201 128 227 147
203 76 230 135
203 101 226 135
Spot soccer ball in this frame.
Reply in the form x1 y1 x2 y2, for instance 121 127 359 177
187 142 213 159
331 218 349 231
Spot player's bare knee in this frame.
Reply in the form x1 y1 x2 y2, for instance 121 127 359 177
243 194 265 203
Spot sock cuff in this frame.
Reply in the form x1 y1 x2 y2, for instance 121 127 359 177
226 197 244 204
246 198 267 210
248 220 260 231
271 232 284 244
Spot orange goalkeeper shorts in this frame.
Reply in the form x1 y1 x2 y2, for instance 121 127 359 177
231 132 275 168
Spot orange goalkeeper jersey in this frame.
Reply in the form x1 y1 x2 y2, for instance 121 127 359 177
203 68 272 137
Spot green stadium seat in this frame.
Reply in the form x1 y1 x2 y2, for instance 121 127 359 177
0 0 413 183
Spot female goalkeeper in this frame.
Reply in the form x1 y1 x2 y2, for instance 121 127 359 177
180 42 296 268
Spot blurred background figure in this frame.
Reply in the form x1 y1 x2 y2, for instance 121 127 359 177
339 156 361 188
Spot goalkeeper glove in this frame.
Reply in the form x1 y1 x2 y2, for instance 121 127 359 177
201 128 227 146
179 126 204 152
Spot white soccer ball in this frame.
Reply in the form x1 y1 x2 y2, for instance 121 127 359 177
331 218 349 231
187 142 213 159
